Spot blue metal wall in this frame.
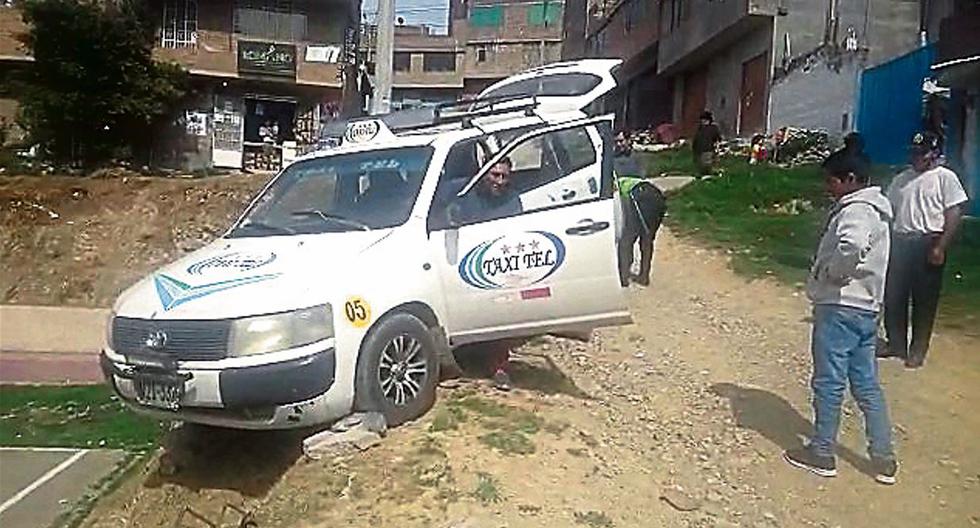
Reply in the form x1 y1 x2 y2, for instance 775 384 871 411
857 46 936 165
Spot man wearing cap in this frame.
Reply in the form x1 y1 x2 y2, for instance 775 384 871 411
881 131 969 368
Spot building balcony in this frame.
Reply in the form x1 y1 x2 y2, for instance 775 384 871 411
657 0 777 74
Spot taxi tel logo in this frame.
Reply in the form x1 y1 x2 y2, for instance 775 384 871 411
459 231 566 290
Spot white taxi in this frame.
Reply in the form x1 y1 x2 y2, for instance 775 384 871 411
100 59 631 429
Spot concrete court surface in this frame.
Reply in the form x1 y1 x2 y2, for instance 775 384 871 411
0 447 126 528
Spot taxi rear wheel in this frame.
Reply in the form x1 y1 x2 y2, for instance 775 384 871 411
354 313 438 426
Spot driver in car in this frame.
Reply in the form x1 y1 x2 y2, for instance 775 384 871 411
458 157 522 224
455 157 523 391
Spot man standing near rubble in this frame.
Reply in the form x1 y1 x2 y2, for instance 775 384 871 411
881 131 968 368
692 111 722 177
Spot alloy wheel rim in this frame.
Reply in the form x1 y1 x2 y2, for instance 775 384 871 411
378 334 427 406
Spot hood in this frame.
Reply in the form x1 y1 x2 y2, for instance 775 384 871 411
838 186 893 221
114 230 392 320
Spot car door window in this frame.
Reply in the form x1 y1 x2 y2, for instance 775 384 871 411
448 122 608 226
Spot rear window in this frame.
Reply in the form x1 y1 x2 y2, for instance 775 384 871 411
481 73 602 100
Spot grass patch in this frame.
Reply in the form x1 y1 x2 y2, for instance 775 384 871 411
0 385 165 450
478 431 536 455
435 392 548 455
649 150 980 329
472 472 503 504
429 405 468 432
574 510 614 528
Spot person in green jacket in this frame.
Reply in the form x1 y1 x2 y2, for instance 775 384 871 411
614 131 667 286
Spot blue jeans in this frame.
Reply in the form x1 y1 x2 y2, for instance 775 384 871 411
810 305 895 460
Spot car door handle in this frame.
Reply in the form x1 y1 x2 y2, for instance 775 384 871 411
565 219 610 236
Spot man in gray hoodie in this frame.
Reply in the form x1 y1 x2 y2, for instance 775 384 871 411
784 151 898 485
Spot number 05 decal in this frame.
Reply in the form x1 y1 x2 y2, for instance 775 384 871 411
343 297 371 328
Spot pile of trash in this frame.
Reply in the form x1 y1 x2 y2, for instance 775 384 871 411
631 123 687 152
772 127 833 165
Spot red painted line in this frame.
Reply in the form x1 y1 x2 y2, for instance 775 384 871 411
0 352 103 385
520 287 552 300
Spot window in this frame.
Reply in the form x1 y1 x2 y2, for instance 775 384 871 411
161 0 197 49
528 2 562 27
480 73 602 100
230 147 434 236
470 5 503 28
234 0 307 42
393 52 412 72
448 124 605 225
477 46 488 62
423 52 456 72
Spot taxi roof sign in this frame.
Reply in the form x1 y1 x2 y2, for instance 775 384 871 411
343 119 396 145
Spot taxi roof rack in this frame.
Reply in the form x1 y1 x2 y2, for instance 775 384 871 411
320 95 540 142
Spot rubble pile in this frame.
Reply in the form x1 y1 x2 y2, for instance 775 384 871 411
773 127 833 165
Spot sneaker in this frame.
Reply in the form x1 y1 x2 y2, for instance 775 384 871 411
492 369 512 392
872 458 898 485
783 448 837 478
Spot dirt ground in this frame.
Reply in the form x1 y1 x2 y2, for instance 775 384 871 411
0 174 270 307
71 228 979 528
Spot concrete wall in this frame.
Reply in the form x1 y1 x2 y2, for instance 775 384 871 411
768 0 919 136
586 0 658 64
671 24 773 137
658 0 777 73
774 0 919 71
770 55 861 135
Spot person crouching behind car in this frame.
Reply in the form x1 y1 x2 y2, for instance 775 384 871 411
614 131 667 287
784 150 898 485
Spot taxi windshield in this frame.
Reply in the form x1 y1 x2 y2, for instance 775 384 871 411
229 147 433 237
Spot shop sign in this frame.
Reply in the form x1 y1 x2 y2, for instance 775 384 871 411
238 41 296 77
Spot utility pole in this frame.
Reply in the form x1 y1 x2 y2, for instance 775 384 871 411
372 0 395 115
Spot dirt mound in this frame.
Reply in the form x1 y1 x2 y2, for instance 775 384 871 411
0 173 271 307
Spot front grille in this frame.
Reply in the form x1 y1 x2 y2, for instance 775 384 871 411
112 317 230 361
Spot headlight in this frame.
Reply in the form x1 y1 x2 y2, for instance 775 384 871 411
228 305 333 357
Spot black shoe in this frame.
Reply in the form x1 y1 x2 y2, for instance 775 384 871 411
904 355 925 369
632 274 650 287
783 448 837 478
872 457 898 485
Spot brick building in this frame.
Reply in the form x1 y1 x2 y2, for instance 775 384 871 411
657 0 920 138
562 0 921 139
0 0 361 170
360 0 565 109
564 0 671 130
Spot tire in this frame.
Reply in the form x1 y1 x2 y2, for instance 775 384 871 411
353 312 439 426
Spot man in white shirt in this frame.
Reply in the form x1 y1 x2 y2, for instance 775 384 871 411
882 131 969 368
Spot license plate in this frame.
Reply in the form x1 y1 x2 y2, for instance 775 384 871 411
134 375 184 410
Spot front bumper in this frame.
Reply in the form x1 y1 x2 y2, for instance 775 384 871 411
100 346 348 429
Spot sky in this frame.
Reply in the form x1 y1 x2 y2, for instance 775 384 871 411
360 0 453 34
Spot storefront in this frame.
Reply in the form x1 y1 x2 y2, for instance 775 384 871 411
164 39 346 173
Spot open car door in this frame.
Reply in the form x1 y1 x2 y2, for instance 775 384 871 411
430 115 631 345
475 59 622 115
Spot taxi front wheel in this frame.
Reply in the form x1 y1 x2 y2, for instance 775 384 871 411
353 312 439 426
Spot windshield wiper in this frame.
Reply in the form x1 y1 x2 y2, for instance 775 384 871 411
291 210 371 231
232 221 296 236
